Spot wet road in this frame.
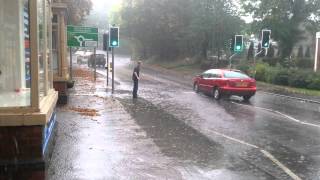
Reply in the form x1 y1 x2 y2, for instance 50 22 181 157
107 56 320 179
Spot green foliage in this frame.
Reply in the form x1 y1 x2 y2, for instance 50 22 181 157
247 41 254 61
120 0 245 60
266 43 275 58
288 70 310 88
255 63 269 82
293 58 314 69
240 0 320 58
297 46 304 58
254 63 320 90
305 46 311 58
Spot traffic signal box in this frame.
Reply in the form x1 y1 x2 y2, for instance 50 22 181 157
261 30 271 48
230 36 235 52
109 27 119 48
103 33 109 51
234 35 243 53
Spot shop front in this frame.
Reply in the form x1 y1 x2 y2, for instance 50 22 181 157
0 0 58 178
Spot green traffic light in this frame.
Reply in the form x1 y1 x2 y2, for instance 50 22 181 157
112 41 118 46
236 45 241 50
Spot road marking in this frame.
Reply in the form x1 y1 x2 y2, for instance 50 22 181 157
261 150 302 180
231 102 320 129
207 129 302 180
210 130 258 149
183 91 195 94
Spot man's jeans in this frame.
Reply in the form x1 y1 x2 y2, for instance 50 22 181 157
133 80 139 98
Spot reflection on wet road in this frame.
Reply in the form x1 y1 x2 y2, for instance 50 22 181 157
112 56 320 179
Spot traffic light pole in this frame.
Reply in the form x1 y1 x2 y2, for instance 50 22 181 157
94 47 96 81
112 47 115 94
69 48 72 79
106 49 109 86
229 53 237 69
253 49 265 78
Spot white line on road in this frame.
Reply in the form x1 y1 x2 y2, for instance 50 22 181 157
207 129 302 180
261 150 302 180
231 102 320 129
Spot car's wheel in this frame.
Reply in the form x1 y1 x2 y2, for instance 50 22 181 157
194 83 199 93
213 87 221 100
243 95 252 101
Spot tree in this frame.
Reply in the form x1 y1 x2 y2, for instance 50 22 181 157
240 0 320 58
247 41 254 61
305 46 311 58
120 0 244 60
56 0 93 25
266 43 274 58
297 45 304 58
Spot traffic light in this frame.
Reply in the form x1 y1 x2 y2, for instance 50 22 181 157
261 30 271 48
234 35 243 53
103 33 109 51
229 36 235 52
109 27 119 48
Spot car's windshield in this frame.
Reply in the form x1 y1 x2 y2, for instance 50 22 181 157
223 71 249 78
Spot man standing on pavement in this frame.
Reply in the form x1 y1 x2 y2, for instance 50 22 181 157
132 61 141 98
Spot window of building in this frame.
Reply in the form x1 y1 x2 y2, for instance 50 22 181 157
38 0 45 98
52 14 59 76
0 0 31 107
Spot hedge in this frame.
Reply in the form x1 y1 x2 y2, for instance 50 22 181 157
243 63 320 90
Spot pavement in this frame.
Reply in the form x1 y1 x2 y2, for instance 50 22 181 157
47 56 320 180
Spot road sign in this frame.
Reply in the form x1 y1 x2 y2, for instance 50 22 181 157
67 26 98 47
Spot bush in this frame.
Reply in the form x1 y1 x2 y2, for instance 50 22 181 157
255 63 269 81
288 70 309 88
254 62 320 91
293 58 314 69
307 73 320 90
273 69 289 86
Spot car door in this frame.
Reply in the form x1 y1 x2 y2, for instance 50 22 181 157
206 71 220 91
198 73 208 91
201 73 213 93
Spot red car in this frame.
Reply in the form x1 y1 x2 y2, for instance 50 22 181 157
193 69 256 100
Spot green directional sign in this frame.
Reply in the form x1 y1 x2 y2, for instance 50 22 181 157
67 26 98 47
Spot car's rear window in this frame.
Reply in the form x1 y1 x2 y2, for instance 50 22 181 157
223 71 249 78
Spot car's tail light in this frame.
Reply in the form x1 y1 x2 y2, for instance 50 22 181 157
249 81 256 87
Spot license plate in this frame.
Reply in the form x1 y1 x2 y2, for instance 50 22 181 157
236 82 248 87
